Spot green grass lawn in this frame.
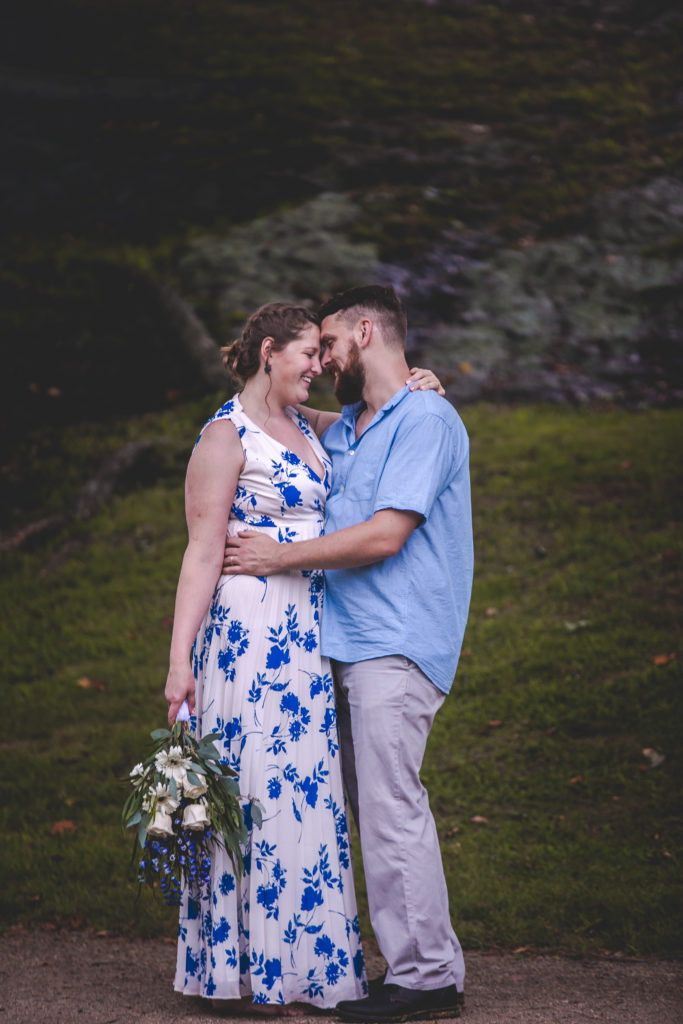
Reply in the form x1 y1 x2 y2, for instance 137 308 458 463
1 401 681 954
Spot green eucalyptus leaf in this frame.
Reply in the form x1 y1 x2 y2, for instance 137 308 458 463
220 775 241 798
250 799 265 830
137 820 148 848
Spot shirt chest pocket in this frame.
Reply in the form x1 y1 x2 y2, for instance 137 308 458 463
341 456 378 511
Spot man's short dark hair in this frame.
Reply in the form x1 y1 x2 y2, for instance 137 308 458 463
319 285 407 348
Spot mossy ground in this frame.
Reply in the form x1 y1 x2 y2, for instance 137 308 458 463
1 400 680 954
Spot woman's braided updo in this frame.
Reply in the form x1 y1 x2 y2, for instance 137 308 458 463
221 302 319 384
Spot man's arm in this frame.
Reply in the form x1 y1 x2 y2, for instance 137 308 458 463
224 508 421 576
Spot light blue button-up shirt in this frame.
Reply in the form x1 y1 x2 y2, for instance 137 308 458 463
320 386 473 694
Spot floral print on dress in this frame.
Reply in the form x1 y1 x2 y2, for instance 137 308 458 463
174 395 366 1007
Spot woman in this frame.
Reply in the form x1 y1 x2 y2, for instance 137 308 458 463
165 302 439 1012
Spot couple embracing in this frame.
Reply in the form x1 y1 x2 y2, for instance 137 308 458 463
165 285 473 1020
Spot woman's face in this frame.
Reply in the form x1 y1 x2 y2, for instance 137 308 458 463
269 324 322 404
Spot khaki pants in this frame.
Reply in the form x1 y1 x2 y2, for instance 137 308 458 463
332 655 465 993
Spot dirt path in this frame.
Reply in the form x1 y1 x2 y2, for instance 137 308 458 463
1 928 681 1024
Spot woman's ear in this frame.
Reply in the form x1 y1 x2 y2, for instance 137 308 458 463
261 336 274 370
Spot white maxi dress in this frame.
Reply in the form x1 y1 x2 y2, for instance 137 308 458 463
174 395 367 1007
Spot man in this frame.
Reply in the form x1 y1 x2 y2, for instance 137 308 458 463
226 286 473 1022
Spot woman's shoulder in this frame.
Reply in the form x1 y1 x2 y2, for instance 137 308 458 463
194 395 244 447
205 395 244 429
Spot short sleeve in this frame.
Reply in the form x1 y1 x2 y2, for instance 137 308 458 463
373 411 466 520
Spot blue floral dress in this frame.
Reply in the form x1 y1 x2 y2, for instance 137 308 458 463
174 395 367 1007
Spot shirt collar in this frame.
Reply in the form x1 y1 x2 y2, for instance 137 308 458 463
340 385 411 433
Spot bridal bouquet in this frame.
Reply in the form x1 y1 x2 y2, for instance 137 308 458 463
122 708 261 905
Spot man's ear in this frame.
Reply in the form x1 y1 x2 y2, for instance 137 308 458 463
357 317 373 349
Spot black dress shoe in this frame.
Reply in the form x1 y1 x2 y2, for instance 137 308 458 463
336 983 464 1022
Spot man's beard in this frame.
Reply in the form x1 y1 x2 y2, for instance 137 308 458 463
332 342 366 405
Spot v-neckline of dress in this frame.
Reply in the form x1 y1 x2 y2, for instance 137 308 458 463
235 396 326 484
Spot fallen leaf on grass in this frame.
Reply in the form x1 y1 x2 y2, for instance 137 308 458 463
642 748 665 767
564 619 590 632
76 676 105 692
49 820 77 836
513 946 529 954
569 775 584 785
488 720 503 728
470 815 489 825
444 827 460 837
653 652 676 666
485 607 498 617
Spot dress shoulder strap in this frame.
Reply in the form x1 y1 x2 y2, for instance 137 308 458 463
194 395 244 449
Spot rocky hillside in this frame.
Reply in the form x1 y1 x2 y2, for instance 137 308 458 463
1 0 681 430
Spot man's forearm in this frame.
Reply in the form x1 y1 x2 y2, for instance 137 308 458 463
242 509 421 574
276 519 398 571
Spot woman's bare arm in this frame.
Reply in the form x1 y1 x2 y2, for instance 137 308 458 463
165 419 244 724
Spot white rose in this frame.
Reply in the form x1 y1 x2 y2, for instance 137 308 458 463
183 773 208 799
182 802 210 831
147 809 174 837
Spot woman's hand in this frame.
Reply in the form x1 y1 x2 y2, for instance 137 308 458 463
165 663 196 726
407 367 445 396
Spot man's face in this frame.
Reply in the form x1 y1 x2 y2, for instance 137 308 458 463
320 313 366 405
